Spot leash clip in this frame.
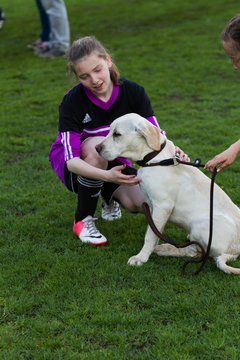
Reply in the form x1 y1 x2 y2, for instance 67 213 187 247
194 158 202 166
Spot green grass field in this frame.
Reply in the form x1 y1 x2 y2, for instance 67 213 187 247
1 0 240 358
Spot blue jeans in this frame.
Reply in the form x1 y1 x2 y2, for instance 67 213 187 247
35 0 51 42
41 0 70 50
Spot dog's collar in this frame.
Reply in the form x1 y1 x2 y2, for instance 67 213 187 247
137 154 206 168
136 139 167 167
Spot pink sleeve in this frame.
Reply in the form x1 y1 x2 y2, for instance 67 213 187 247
60 131 82 161
147 116 166 135
147 115 160 128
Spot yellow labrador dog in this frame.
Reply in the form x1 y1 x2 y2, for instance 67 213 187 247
97 113 240 274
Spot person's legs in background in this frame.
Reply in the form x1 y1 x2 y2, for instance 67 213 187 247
35 0 70 58
35 0 51 42
28 0 51 50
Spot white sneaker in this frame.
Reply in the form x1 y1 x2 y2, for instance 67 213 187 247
73 216 107 245
101 200 122 221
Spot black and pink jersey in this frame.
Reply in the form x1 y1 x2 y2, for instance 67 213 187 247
49 78 160 186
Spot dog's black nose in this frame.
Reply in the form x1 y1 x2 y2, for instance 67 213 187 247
95 144 102 153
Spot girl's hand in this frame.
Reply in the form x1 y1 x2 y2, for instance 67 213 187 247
175 146 190 162
107 165 140 185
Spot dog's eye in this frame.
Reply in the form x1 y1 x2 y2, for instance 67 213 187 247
113 131 121 138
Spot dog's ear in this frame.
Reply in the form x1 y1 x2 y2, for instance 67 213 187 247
137 123 161 150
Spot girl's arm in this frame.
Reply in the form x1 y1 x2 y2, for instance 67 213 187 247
67 157 140 185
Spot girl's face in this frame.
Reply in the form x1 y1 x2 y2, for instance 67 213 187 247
222 40 240 70
74 51 113 99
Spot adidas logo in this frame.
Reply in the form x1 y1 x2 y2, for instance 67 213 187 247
82 113 92 124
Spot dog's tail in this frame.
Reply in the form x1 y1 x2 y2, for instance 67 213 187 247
215 254 240 274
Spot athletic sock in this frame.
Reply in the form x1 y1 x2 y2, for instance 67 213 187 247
75 176 104 222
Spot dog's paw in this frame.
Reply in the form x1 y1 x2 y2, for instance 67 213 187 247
127 255 146 266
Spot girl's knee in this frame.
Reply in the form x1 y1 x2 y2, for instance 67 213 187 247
81 136 107 168
84 152 107 168
114 193 144 213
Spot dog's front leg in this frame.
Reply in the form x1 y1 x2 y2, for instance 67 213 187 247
128 208 170 266
128 225 159 266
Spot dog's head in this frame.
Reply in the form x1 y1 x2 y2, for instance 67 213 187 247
96 113 162 161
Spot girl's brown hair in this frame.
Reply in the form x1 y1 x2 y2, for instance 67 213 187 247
221 15 240 48
66 36 120 84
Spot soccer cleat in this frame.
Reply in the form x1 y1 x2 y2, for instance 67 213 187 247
73 216 107 245
101 200 122 221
